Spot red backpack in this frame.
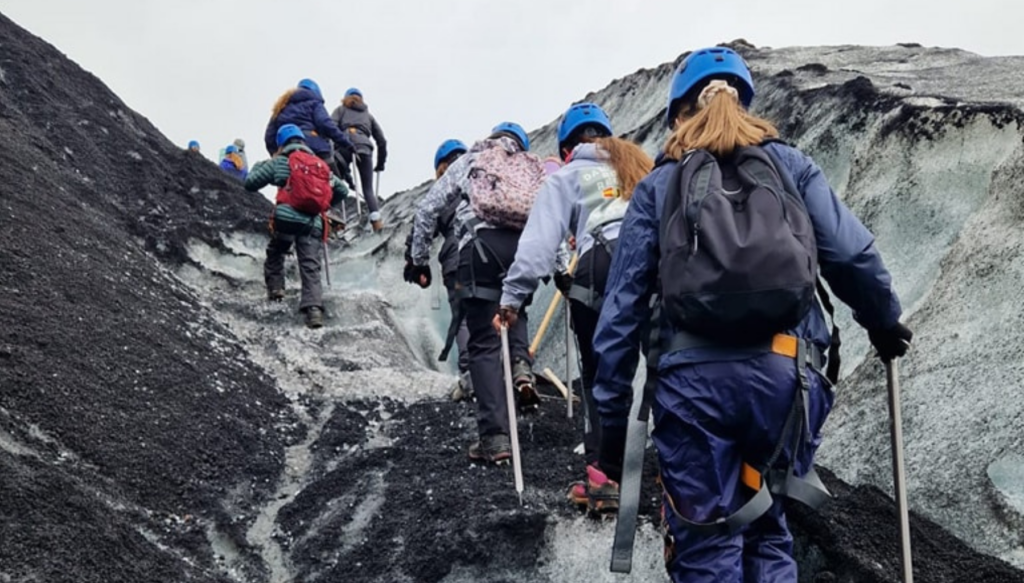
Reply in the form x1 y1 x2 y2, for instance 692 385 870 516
277 150 332 215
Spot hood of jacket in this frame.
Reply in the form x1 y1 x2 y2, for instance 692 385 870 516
290 88 324 106
566 142 604 164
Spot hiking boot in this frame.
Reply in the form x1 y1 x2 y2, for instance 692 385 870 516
567 481 588 507
584 465 620 515
512 359 540 412
567 465 620 515
304 306 324 329
468 433 512 465
449 371 475 402
325 209 346 236
370 219 384 233
267 288 285 302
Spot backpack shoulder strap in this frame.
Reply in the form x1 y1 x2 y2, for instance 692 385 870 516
658 150 712 247
761 144 842 385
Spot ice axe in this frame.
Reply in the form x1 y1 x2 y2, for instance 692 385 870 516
886 358 914 582
500 322 525 506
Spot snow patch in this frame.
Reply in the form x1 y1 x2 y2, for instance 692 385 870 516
902 96 948 108
988 454 1024 520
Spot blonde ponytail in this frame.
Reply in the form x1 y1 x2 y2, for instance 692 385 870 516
664 91 778 159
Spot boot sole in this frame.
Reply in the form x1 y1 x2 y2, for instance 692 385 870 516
468 452 512 465
515 384 541 412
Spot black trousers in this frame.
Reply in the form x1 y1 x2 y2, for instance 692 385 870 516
569 242 612 466
458 228 532 437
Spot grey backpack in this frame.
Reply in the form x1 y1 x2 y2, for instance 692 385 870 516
659 145 817 344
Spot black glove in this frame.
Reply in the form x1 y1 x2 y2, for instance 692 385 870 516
374 158 386 172
868 322 913 361
402 261 416 284
498 305 519 328
553 270 574 295
598 423 628 483
407 264 431 289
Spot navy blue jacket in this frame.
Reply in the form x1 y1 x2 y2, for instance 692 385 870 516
592 142 904 426
263 89 353 157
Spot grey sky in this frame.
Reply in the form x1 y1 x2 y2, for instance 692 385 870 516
2 0 1021 197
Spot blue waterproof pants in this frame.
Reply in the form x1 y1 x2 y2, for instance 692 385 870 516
652 353 834 583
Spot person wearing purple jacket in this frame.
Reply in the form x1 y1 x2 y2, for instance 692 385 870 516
591 47 913 582
263 79 354 170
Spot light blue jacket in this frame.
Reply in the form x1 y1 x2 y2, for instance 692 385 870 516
500 143 628 309
593 142 904 425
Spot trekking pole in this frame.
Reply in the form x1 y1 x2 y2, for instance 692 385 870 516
500 323 525 506
322 240 332 287
528 253 579 357
886 358 914 582
564 298 574 419
431 280 442 310
375 170 381 200
350 157 363 219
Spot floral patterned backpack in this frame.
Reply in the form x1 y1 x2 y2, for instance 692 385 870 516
465 144 546 230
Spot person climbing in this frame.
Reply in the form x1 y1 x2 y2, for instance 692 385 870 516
404 139 473 401
263 78 355 186
219 144 248 181
331 87 388 232
220 138 249 174
246 123 349 329
187 140 201 153
494 102 653 515
590 47 912 582
407 122 546 464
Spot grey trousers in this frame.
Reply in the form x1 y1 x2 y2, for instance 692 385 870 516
353 153 380 214
463 297 531 437
264 232 322 311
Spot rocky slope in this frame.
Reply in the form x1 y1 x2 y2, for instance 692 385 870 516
2 8 1023 582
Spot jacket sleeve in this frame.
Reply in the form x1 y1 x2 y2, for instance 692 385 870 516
499 172 574 309
410 155 469 265
592 174 661 426
330 174 349 200
775 145 903 330
244 159 276 192
264 117 278 157
330 105 343 126
314 104 353 150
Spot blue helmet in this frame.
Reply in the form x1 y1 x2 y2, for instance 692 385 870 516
187 140 200 150
433 139 468 170
345 87 362 98
557 102 613 147
297 78 322 98
490 121 529 151
276 123 305 148
225 144 238 154
665 47 755 127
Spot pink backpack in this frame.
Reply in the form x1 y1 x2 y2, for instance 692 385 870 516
465 145 546 230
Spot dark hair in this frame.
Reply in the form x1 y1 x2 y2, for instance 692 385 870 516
559 124 612 160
